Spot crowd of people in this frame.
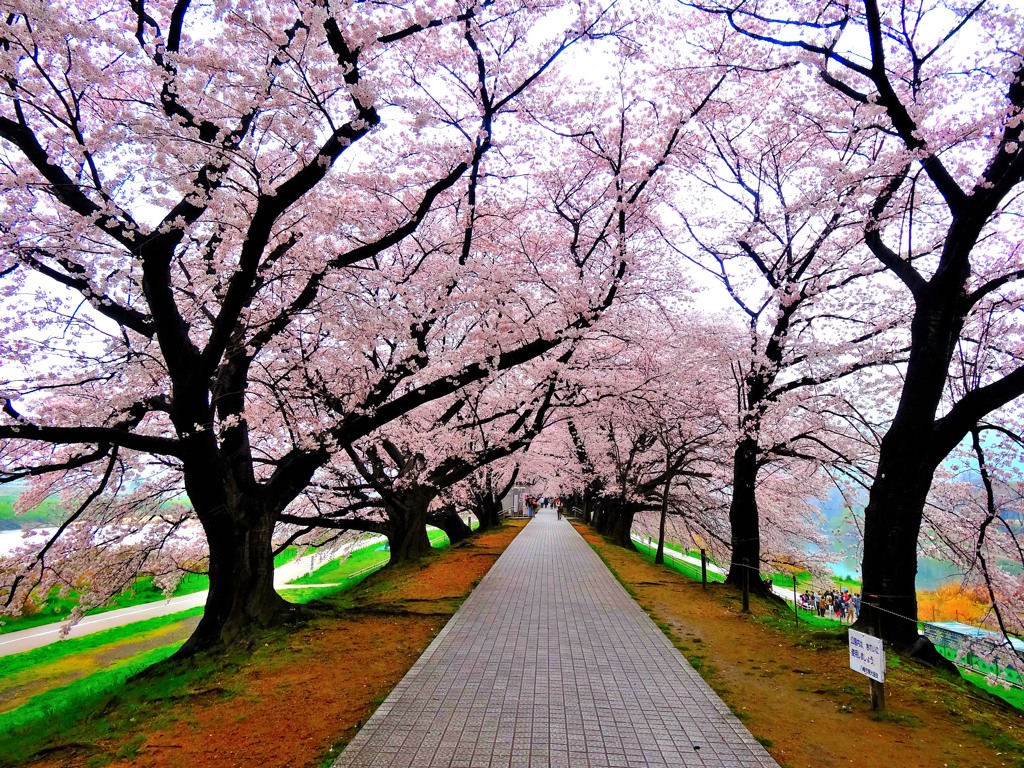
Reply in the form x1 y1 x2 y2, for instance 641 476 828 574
524 496 563 518
798 588 861 623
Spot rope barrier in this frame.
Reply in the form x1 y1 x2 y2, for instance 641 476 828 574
631 527 1024 667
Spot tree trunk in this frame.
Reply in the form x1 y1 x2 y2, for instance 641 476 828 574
857 298 966 652
474 496 503 530
385 486 434 562
725 437 766 591
606 500 637 549
655 473 670 565
855 430 936 648
175 501 291 657
429 507 474 544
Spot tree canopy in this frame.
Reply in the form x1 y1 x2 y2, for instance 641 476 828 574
1 0 1023 656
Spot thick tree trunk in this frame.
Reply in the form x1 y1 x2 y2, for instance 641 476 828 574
725 437 766 592
855 430 936 648
858 298 966 653
385 487 434 562
606 500 637 549
175 502 290 657
428 507 474 544
474 497 503 530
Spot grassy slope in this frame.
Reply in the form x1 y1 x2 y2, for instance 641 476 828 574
631 539 726 583
633 532 1024 713
1 549 298 636
0 532 457 759
0 495 66 531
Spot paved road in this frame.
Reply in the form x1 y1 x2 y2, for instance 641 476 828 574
333 508 779 768
0 590 208 657
0 537 386 658
629 533 726 577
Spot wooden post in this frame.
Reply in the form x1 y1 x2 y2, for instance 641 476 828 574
700 549 707 590
870 675 886 711
792 574 799 625
870 596 885 711
742 558 750 613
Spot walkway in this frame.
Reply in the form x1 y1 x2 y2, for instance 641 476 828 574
333 509 779 768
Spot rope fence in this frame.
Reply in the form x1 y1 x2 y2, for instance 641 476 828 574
627 527 1024 692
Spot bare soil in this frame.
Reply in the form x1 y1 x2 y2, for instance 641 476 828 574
579 527 1024 768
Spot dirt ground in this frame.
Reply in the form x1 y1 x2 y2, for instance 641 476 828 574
579 528 1024 768
14 519 1024 768
22 521 524 768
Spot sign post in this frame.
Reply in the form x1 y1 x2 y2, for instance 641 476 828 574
849 628 885 710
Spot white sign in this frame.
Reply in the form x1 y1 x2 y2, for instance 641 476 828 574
849 629 885 682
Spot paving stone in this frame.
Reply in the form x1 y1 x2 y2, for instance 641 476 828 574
332 509 780 768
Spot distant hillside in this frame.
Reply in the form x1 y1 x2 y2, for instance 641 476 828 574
0 492 68 531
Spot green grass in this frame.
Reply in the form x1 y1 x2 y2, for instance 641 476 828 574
0 494 67 531
1 548 300 636
0 643 181 762
631 539 726 583
0 607 203 679
753 605 849 647
292 530 450 588
292 543 390 586
0 632 244 767
958 667 1024 710
428 527 451 547
287 529 453 600
933 645 1024 710
867 709 922 726
274 547 300 568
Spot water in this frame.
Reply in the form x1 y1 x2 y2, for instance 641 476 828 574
0 528 52 557
829 554 962 590
0 525 202 558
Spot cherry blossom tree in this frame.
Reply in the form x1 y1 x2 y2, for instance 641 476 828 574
0 0 733 656
688 0 1024 651
0 0 634 654
557 305 734 549
665 73 902 591
278 352 572 558
459 459 522 530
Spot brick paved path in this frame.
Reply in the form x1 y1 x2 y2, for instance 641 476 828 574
332 508 780 768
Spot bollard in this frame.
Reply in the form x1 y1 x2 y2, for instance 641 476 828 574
700 549 707 590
